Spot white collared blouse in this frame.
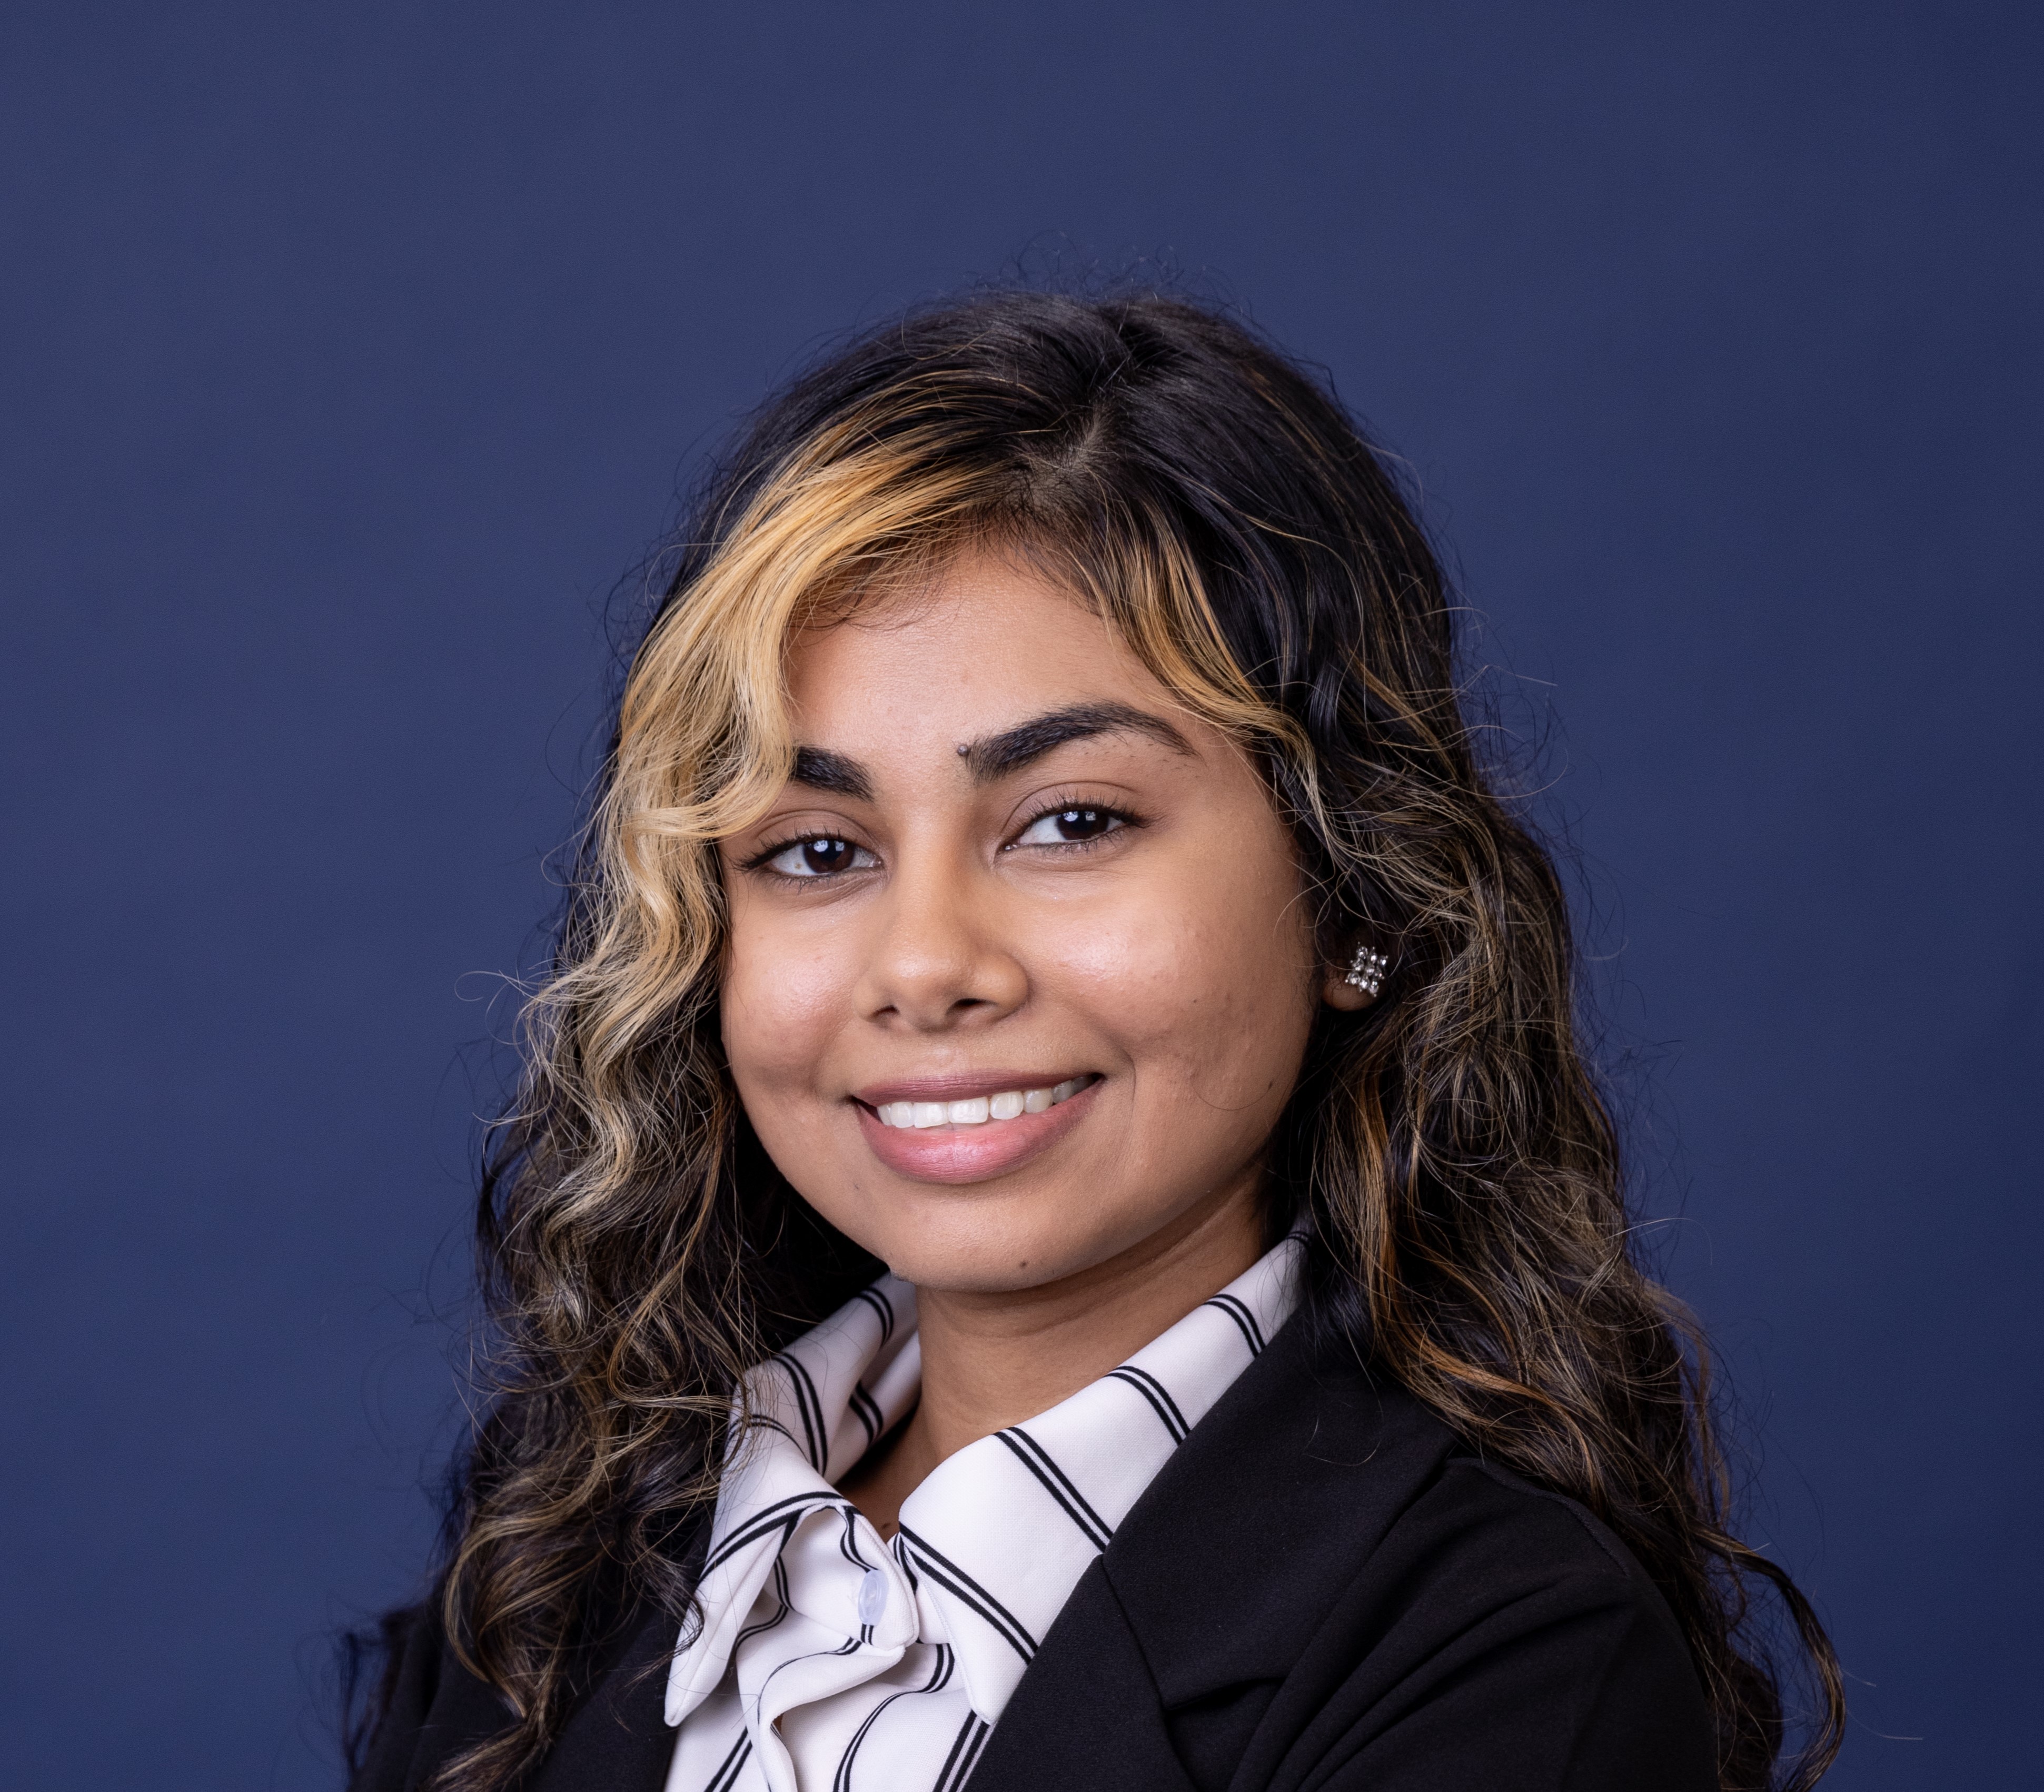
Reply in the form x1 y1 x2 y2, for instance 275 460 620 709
661 1236 1302 1792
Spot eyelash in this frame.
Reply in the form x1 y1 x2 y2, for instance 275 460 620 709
1001 791 1145 855
743 794 1145 883
742 834 872 883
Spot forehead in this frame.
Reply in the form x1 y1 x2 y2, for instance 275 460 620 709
785 553 1174 755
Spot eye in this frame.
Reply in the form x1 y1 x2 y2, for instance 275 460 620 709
1010 805 1128 848
760 836 877 878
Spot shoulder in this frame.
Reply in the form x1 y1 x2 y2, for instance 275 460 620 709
347 1587 690 1792
1303 1448 1716 1787
1099 1309 1678 1653
346 1598 476 1792
1374 1447 1680 1635
1090 1315 1716 1790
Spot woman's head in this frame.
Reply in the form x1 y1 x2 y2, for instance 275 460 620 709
430 292 1838 1792
567 292 1478 1293
719 550 1329 1293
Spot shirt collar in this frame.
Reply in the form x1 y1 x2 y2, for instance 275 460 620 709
666 1236 1303 1729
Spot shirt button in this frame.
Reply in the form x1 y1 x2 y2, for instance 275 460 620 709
857 1567 888 1627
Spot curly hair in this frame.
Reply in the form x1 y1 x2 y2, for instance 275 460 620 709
379 291 1842 1792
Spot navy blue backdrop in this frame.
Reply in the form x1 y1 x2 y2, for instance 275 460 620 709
3 5 2037 1787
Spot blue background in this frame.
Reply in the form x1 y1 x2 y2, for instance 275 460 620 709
3 4 2037 1786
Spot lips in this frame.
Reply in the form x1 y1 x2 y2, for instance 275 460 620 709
851 1074 1101 1184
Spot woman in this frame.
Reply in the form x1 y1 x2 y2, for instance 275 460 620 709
349 292 1842 1792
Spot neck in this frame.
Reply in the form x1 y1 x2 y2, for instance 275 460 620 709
838 1174 1264 1535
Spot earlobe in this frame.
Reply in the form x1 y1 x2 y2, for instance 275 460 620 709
1324 943 1388 1012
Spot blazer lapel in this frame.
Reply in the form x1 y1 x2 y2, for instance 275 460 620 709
969 1315 1454 1791
968 1553 1199 1789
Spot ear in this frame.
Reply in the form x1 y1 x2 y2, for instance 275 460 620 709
1322 967 1374 1011
1323 942 1386 1012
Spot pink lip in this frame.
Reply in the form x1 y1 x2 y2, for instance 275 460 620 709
852 1077 1101 1185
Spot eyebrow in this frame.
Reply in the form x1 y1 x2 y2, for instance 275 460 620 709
789 746 875 801
960 701 1193 783
786 701 1192 802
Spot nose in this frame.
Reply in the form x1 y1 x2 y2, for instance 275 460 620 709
854 843 1027 1032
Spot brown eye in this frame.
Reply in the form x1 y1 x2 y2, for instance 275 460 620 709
763 836 875 878
1013 806 1126 847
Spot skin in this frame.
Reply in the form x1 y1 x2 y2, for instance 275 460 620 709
717 550 1371 1535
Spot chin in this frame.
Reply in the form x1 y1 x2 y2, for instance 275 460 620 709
856 1200 1135 1295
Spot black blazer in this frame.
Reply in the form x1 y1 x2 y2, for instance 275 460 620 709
354 1314 1715 1791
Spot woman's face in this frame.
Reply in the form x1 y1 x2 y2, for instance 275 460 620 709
717 552 1324 1294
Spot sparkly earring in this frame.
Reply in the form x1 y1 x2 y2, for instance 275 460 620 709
1344 944 1388 998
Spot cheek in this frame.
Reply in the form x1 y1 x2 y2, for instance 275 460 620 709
719 908 854 1101
1054 846 1316 1106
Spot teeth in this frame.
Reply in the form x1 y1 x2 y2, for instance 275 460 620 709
875 1077 1091 1128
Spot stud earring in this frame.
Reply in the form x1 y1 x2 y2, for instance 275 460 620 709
1344 945 1389 998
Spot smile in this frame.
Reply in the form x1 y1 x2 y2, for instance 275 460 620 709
853 1074 1103 1184
872 1076 1096 1130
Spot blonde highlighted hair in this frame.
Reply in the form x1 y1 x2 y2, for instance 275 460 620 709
364 291 1840 1792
